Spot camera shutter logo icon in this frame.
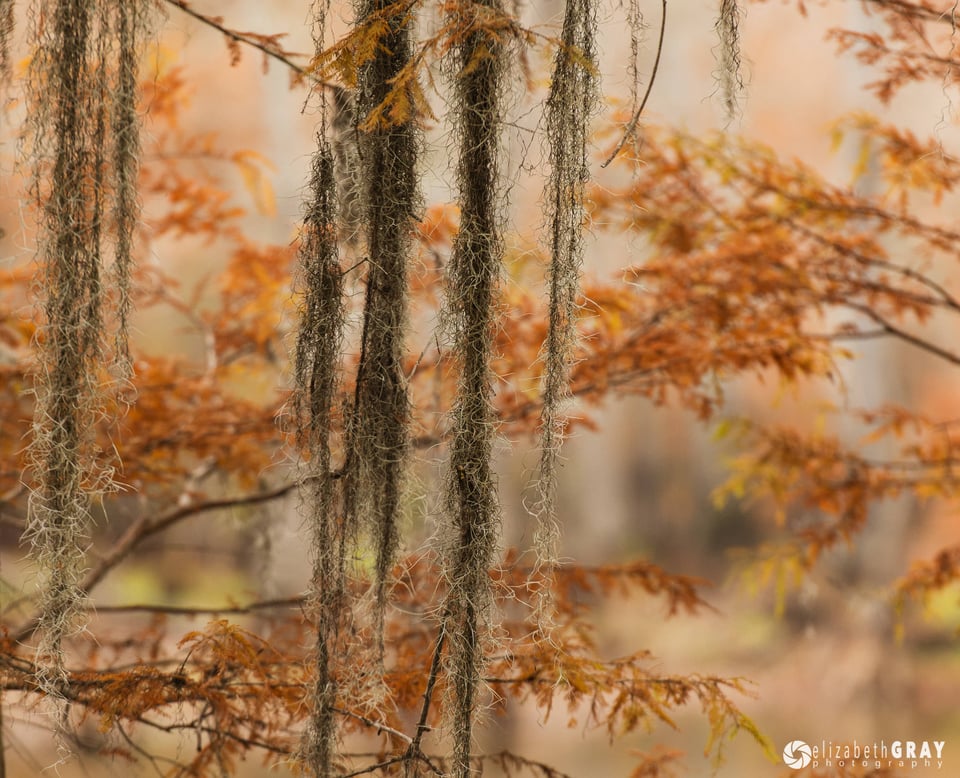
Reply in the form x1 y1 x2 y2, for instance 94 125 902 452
782 740 812 769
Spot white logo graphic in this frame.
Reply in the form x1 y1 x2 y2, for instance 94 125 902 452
783 740 813 770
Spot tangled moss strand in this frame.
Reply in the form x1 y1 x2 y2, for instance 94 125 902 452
345 0 419 658
294 5 351 775
330 86 364 246
442 0 506 772
0 0 13 88
534 0 598 620
27 0 100 701
295 137 348 778
25 0 151 710
111 0 146 376
293 79 350 778
715 0 744 124
296 0 419 766
625 0 643 146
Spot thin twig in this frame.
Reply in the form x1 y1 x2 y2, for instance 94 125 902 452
600 0 666 168
843 300 960 366
486 750 579 778
859 0 959 26
787 219 960 312
341 755 407 778
85 597 305 616
116 720 180 777
331 707 413 745
161 0 329 86
405 623 446 768
13 481 302 641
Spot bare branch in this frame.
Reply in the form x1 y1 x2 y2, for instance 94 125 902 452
85 597 305 617
14 480 301 641
331 707 412 745
408 625 446 756
601 0 666 168
843 300 960 366
161 0 333 87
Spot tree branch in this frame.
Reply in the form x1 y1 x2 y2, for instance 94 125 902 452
859 0 958 27
341 755 407 778
331 707 412 745
786 219 960 313
13 480 302 642
601 0 666 168
843 300 960 366
408 624 446 758
161 0 331 87
86 597 305 617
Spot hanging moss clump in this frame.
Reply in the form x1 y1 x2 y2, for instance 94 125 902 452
0 0 13 89
534 0 598 616
297 0 418 768
293 5 349 776
24 0 150 707
442 0 506 772
294 136 347 778
111 0 145 375
716 0 744 123
330 86 363 246
345 0 418 654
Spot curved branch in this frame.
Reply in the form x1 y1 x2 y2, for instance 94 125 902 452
843 300 960 367
161 0 332 87
859 0 959 26
13 480 302 641
600 0 666 168
788 219 960 313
